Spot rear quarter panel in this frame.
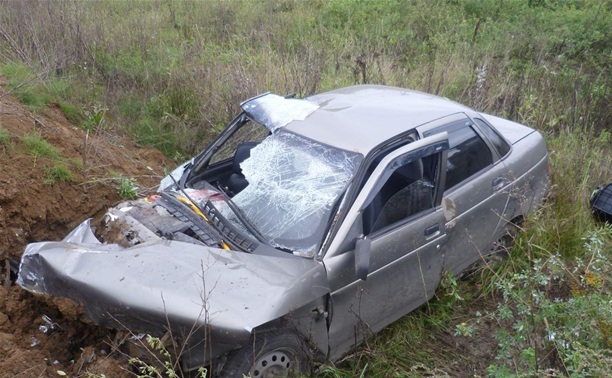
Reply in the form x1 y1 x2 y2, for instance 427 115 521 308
501 130 550 222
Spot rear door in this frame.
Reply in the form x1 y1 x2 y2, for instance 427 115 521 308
324 133 449 360
418 115 512 275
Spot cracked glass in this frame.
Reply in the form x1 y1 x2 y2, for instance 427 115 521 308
226 131 362 256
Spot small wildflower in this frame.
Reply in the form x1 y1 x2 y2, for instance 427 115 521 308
584 270 603 288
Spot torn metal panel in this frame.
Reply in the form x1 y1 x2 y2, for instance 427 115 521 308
229 132 362 256
18 220 329 363
241 94 319 132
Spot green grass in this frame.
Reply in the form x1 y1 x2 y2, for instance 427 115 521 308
46 78 71 97
0 61 85 121
0 61 87 121
22 132 60 159
111 173 139 199
44 164 74 185
0 62 51 111
0 126 10 149
58 100 81 123
1 0 609 158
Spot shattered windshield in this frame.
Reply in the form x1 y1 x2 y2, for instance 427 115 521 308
225 131 362 257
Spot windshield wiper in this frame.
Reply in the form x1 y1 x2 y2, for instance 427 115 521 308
215 185 269 245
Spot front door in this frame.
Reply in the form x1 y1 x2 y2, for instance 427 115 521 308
324 134 449 360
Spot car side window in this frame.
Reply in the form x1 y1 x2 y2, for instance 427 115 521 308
473 118 511 158
425 121 493 191
363 153 440 235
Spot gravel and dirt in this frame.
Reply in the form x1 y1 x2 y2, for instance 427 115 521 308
0 80 171 377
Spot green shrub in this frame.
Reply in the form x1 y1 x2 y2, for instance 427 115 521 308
128 335 207 378
81 103 108 132
488 226 612 376
114 174 139 199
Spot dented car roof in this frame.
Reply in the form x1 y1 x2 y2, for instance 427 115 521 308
276 85 471 154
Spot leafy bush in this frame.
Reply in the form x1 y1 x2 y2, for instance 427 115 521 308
488 226 612 376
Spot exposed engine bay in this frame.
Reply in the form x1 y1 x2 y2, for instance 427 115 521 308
96 187 259 253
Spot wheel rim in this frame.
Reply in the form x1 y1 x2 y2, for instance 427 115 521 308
491 234 513 256
251 349 296 378
481 233 514 267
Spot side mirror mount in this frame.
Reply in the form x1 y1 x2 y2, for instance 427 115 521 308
355 235 371 281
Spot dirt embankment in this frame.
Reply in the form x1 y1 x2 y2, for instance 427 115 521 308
0 81 171 377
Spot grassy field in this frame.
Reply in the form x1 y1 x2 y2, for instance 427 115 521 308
1 0 610 376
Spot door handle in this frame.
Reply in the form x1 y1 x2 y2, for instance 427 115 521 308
492 177 504 190
424 223 440 239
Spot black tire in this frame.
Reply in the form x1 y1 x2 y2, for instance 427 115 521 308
219 330 310 378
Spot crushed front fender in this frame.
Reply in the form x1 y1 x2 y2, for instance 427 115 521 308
18 219 330 366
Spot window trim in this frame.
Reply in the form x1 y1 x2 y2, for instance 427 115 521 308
365 151 445 237
323 133 449 258
469 116 512 161
368 206 437 239
359 140 448 213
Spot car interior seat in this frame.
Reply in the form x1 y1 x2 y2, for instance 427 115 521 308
226 142 258 195
363 159 425 234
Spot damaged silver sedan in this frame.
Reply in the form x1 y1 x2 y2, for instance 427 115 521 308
18 85 550 377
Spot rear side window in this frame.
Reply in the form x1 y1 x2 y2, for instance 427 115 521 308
473 118 511 158
425 121 493 191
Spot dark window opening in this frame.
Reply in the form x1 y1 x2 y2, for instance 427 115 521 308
363 154 439 235
425 121 492 191
209 120 269 165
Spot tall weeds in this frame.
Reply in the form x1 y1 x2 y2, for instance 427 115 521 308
0 0 609 157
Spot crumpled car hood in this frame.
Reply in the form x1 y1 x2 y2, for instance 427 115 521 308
18 219 329 349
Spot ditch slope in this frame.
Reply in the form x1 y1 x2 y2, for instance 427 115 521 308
0 80 170 377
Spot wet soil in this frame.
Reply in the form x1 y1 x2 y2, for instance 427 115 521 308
0 80 170 377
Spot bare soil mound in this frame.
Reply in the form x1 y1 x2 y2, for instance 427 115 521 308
0 80 171 377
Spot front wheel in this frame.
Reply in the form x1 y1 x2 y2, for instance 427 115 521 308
219 331 310 378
